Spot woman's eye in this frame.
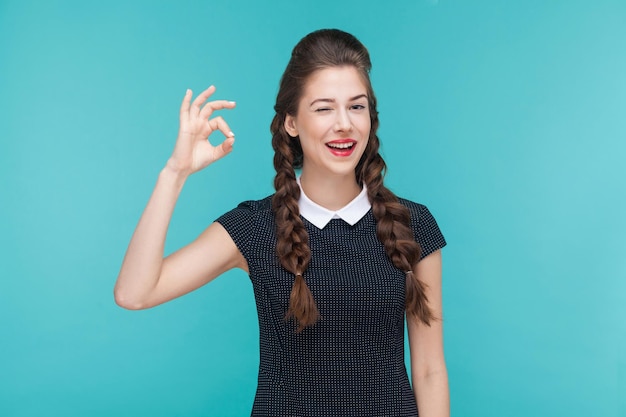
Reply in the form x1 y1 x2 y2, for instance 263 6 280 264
351 104 366 110
315 108 332 112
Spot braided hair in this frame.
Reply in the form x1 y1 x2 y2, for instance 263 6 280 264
271 29 434 332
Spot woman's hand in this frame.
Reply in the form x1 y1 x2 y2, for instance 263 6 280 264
167 86 236 176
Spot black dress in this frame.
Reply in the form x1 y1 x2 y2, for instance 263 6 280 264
216 195 446 417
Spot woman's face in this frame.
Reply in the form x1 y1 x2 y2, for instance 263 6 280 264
284 66 371 180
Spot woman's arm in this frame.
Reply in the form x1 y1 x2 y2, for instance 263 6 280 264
407 250 450 417
114 87 246 310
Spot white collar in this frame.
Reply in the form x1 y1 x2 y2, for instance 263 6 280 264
297 177 371 229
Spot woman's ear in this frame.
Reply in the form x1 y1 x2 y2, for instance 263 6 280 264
284 114 298 138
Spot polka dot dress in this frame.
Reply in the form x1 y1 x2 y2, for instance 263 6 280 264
216 195 446 417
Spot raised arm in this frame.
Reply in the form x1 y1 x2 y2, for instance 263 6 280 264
114 87 247 310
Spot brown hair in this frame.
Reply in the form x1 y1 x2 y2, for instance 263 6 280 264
271 29 434 332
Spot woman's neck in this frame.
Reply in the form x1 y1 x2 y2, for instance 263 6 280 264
299 172 362 211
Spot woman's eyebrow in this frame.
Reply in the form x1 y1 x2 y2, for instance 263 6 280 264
309 94 368 107
350 94 368 101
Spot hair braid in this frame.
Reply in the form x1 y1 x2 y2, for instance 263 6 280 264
270 29 435 332
359 138 436 325
271 118 319 332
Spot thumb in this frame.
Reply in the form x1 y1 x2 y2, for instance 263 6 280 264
213 136 235 160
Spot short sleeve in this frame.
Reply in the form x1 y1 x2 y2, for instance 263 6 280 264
215 201 257 262
410 203 447 260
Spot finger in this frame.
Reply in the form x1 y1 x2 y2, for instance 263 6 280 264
179 89 193 125
199 100 236 120
190 85 216 116
206 116 235 140
213 136 236 161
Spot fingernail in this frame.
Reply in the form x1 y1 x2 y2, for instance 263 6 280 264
229 101 236 105
228 131 235 137
186 88 191 94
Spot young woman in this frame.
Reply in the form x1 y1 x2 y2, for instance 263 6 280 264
115 29 449 417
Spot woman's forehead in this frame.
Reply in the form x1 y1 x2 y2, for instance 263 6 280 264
302 67 368 100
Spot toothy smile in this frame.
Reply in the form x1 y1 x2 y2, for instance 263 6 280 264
326 139 357 148
325 139 357 157
326 142 355 149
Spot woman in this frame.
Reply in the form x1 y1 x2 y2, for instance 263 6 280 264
115 29 449 416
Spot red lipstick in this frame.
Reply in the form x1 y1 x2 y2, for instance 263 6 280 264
325 139 357 157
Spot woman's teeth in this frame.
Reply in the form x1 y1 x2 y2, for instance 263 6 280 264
327 142 354 149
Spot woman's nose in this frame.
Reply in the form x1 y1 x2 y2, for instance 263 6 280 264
334 109 353 133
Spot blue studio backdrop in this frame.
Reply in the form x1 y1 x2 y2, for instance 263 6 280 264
1 1 625 416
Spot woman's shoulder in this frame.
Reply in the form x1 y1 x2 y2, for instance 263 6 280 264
396 196 431 216
396 196 444 232
396 196 447 256
215 194 274 241
230 194 274 213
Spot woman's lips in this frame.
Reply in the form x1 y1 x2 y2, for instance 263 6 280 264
325 139 357 157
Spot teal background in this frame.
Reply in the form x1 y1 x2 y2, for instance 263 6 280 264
1 0 625 416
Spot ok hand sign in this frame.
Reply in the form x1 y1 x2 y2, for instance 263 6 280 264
168 86 237 176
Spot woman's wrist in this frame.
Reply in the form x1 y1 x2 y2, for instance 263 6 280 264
161 159 190 188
